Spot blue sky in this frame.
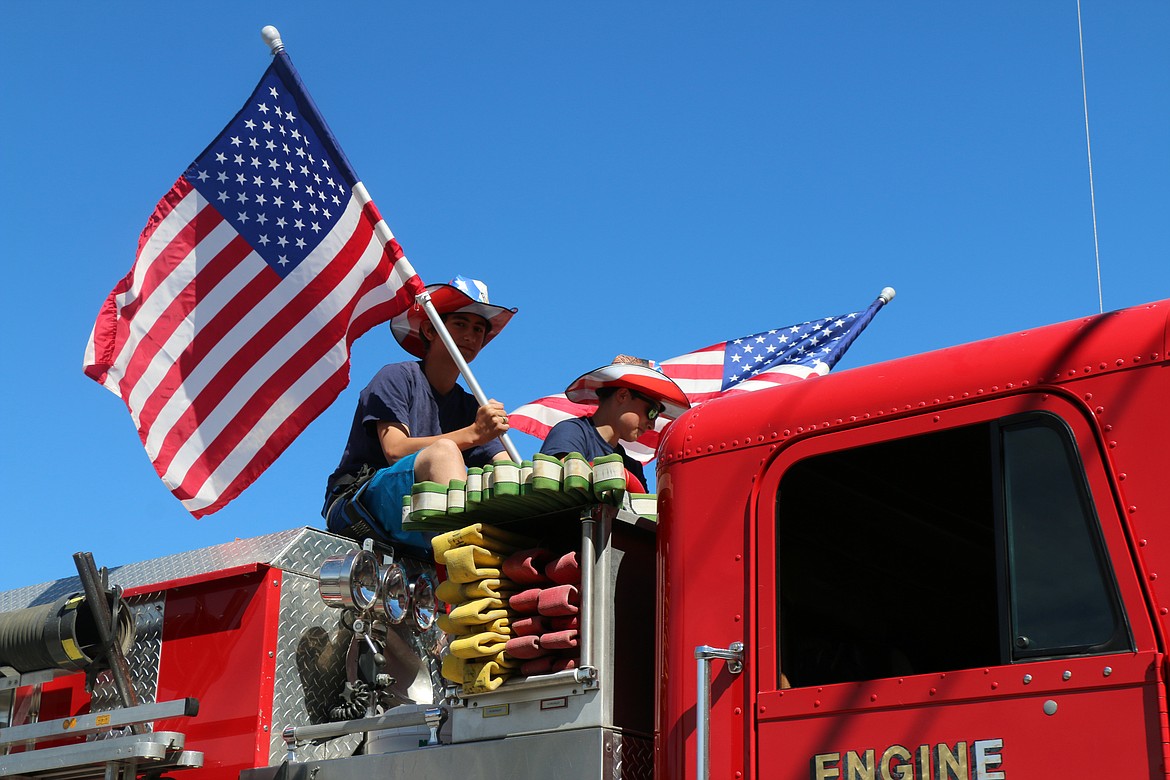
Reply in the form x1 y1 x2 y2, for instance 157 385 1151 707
1 3 1167 593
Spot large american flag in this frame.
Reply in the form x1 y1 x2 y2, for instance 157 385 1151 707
510 290 893 462
83 51 424 517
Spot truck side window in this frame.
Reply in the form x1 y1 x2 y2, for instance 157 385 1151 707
1002 417 1129 659
775 413 1130 689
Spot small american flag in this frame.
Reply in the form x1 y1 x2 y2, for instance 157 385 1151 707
510 290 893 462
84 50 424 517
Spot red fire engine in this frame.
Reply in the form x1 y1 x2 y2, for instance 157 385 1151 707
2 297 1167 779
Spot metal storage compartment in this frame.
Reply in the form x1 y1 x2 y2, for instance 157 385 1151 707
446 505 656 744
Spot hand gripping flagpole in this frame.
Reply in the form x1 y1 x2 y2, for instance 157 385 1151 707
261 26 523 464
411 288 524 463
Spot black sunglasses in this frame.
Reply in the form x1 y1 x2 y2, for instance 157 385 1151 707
631 390 663 421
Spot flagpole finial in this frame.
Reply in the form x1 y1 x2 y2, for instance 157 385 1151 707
879 287 896 304
261 26 285 55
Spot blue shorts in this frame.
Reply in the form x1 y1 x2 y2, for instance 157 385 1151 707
326 453 432 554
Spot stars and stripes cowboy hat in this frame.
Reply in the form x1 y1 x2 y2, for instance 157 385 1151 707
565 355 690 420
390 276 517 358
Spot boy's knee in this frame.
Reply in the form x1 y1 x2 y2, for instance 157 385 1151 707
422 438 460 462
415 439 466 482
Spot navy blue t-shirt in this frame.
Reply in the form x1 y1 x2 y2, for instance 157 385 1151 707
540 415 647 490
323 360 503 513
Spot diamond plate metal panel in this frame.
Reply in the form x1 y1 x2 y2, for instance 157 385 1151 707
0 528 355 611
0 525 453 768
89 594 165 738
267 533 361 581
268 570 361 763
266 557 447 765
610 731 653 780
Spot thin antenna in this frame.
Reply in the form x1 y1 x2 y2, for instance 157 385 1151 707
1077 0 1103 314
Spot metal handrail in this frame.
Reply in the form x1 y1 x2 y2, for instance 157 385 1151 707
282 705 446 761
0 698 198 748
694 642 744 780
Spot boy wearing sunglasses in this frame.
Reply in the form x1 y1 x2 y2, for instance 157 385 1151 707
540 355 690 492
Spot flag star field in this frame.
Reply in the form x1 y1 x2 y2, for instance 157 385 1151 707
186 74 349 277
722 312 860 389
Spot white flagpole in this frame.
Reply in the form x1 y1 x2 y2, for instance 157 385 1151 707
263 26 523 463
353 189 524 465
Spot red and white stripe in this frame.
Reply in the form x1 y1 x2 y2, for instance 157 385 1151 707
509 393 592 438
659 344 823 404
84 176 422 516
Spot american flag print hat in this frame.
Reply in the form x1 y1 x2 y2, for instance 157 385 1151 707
565 355 691 420
390 275 517 358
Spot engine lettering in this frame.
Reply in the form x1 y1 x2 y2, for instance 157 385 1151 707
812 739 1004 780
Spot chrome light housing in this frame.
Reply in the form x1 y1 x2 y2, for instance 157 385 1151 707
411 572 437 632
318 550 380 611
380 562 410 625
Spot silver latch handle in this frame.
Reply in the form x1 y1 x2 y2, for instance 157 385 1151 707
695 642 744 780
